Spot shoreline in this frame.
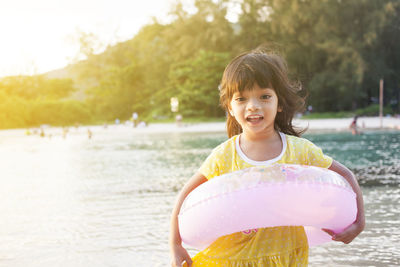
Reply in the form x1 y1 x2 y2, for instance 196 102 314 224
133 116 400 134
1 116 399 137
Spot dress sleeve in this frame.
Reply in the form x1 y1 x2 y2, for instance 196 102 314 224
198 147 221 180
305 140 333 168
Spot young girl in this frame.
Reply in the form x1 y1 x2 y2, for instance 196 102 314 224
169 50 365 266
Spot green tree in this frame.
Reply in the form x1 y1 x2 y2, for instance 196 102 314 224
167 50 230 117
235 0 272 52
86 62 145 120
165 0 234 61
0 76 75 100
258 0 400 112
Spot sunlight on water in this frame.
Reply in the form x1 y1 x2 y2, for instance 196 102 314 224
0 126 399 266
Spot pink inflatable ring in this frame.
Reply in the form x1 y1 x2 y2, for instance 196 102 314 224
179 164 357 250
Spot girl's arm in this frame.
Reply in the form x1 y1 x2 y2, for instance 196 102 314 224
170 172 208 267
323 160 365 244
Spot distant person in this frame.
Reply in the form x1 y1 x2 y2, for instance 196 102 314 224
349 116 359 135
306 105 313 115
169 50 365 267
132 112 139 127
175 114 183 127
62 127 68 139
40 128 45 138
87 128 93 139
137 121 147 128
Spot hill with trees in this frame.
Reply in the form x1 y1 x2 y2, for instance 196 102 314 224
1 0 399 129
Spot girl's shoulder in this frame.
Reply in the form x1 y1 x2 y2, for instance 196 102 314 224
199 135 239 179
283 133 332 167
284 134 322 152
284 133 313 146
211 135 238 155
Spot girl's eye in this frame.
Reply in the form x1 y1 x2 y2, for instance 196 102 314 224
261 94 271 100
235 97 246 102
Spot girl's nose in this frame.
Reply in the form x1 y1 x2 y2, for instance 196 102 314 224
247 98 260 111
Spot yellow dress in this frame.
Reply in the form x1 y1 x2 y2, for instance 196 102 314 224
188 133 333 267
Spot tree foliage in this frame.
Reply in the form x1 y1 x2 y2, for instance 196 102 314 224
167 50 231 117
0 76 89 128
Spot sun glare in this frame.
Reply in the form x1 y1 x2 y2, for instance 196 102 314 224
0 0 175 78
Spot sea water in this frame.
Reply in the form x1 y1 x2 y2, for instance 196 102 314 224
0 126 399 266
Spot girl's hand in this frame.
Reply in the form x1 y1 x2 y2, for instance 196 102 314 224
170 173 206 266
170 243 193 267
327 160 365 244
322 219 365 244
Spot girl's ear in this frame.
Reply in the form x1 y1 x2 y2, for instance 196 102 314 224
278 106 283 112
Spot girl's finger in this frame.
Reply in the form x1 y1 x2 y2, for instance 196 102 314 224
333 232 354 244
185 256 193 266
321 228 336 238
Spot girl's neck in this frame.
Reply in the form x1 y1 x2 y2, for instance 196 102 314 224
241 127 279 143
239 130 283 162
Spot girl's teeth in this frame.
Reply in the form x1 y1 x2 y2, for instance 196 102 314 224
247 116 263 121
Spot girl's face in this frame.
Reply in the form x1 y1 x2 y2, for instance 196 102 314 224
229 83 281 137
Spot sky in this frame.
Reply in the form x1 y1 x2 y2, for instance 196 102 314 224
0 0 181 78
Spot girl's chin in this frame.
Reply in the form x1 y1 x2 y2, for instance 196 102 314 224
242 125 267 134
245 120 264 128
241 122 275 135
247 121 263 127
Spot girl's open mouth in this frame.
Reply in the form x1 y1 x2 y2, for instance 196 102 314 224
246 115 264 123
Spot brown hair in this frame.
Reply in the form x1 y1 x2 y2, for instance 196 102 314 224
219 50 306 138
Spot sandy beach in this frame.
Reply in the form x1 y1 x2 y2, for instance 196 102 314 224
131 116 400 134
